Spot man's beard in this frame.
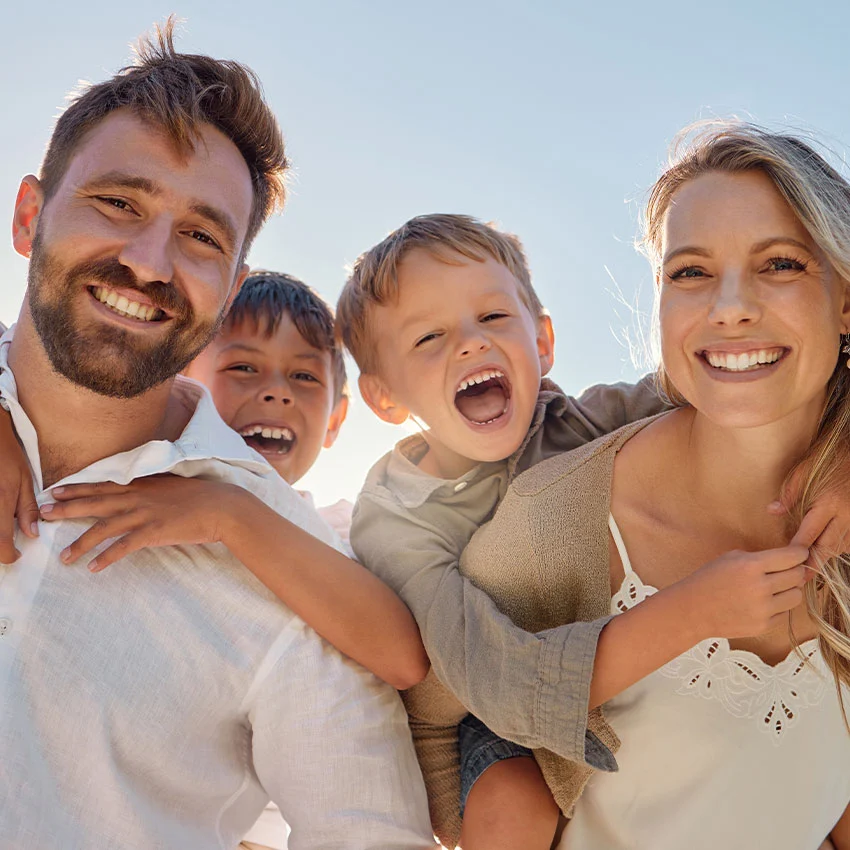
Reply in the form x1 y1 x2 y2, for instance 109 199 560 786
27 235 225 399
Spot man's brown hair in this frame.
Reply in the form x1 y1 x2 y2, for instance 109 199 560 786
336 213 545 373
39 17 286 259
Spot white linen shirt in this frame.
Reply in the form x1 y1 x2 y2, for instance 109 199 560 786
0 328 434 850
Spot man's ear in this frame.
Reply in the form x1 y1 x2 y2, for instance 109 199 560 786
223 263 250 313
536 313 556 377
358 373 410 425
12 176 44 259
322 395 350 449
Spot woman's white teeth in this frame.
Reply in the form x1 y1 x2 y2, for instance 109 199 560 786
705 349 783 371
239 425 295 441
457 369 504 392
92 286 162 322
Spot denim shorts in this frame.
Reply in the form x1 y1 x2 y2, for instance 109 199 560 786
458 714 534 816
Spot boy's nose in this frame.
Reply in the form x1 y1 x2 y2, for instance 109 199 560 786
259 377 293 405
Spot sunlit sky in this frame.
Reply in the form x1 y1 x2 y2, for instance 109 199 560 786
3 0 850 503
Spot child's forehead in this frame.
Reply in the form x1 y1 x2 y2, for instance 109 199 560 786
216 315 331 361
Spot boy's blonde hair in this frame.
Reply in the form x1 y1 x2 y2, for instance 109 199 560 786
336 213 545 374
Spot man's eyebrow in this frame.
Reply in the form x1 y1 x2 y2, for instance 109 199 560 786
80 172 238 250
188 202 238 251
81 172 162 195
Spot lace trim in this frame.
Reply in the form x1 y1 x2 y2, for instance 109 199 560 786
611 572 826 744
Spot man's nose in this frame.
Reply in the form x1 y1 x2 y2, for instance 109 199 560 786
708 272 762 327
117 218 175 284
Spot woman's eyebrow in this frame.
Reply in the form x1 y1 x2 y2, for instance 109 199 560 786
749 236 812 254
662 246 712 265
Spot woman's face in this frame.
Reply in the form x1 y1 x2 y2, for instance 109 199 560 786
658 169 850 431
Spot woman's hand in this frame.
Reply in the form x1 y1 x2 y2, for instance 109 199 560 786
0 405 38 563
40 476 243 570
679 544 811 640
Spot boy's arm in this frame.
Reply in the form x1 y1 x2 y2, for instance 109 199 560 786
351 488 618 770
831 801 850 850
0 404 39 563
43 476 429 690
353 484 809 767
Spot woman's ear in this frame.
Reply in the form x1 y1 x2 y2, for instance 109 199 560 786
358 373 410 425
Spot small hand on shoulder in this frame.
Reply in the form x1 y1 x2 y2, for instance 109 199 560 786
0 404 39 563
40 475 244 571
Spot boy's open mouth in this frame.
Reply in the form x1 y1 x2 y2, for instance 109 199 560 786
239 424 296 455
454 369 512 425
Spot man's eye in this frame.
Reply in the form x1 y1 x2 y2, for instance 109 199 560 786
186 230 222 250
97 196 135 213
226 364 257 374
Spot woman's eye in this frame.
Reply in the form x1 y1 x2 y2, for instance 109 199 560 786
668 265 705 281
765 256 807 273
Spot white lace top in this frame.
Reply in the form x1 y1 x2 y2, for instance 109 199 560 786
559 515 850 850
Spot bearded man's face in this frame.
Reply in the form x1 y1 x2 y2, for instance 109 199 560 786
17 110 254 397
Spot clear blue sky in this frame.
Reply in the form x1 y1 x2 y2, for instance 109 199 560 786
3 0 850 502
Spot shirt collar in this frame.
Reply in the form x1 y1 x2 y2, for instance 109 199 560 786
377 379 567 510
0 324 274 493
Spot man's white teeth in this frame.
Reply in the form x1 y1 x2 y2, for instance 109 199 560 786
239 425 295 441
457 369 505 393
705 349 783 371
92 286 161 322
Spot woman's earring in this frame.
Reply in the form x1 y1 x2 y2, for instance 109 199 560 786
842 333 850 368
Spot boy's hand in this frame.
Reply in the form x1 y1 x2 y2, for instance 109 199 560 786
679 544 811 640
768 462 850 554
39 476 242 571
0 406 38 563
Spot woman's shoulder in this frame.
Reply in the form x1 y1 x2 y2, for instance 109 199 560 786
510 415 662 498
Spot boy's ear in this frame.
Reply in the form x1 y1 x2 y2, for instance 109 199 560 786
358 373 410 425
12 176 44 259
322 395 349 449
536 313 555 377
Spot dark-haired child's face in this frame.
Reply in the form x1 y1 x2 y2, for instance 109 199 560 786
185 315 347 485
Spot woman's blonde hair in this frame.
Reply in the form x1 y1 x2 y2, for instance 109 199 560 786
640 121 850 703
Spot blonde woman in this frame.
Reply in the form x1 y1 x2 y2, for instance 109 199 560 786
456 124 850 849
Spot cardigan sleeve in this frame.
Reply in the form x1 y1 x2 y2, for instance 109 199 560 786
351 486 618 771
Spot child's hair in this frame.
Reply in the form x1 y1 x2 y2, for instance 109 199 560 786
640 121 850 703
39 17 286 261
336 213 546 373
226 270 348 402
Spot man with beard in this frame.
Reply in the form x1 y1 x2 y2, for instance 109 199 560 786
0 22 434 850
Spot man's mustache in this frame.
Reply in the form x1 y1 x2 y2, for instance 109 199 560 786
68 257 190 317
